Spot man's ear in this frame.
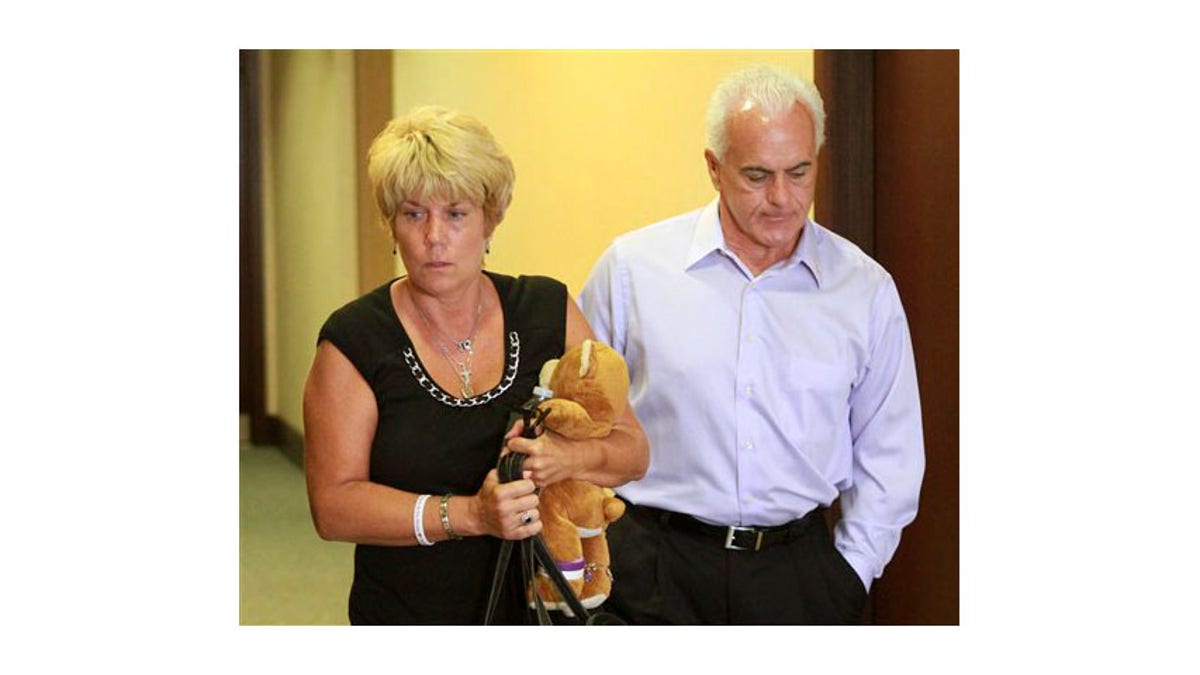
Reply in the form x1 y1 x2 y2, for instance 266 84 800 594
704 149 721 192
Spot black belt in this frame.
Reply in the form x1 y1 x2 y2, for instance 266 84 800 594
631 502 826 552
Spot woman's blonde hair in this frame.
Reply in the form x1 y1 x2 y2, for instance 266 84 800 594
367 106 515 229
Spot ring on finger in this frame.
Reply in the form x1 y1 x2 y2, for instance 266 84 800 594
521 511 534 525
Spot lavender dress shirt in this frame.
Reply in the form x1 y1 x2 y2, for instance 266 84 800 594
580 199 925 592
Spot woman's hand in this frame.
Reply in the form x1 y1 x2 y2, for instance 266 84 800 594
471 468 542 540
504 420 582 488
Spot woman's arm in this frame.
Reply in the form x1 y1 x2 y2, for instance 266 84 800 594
505 297 650 488
303 340 542 544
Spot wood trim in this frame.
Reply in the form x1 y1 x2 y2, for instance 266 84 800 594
815 50 961 625
354 50 395 294
815 50 877 623
273 415 305 469
240 49 276 445
870 49 960 625
814 50 875 256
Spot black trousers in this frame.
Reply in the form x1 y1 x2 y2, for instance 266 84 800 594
601 503 867 624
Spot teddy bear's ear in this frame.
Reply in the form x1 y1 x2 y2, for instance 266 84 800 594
539 359 560 389
579 340 593 378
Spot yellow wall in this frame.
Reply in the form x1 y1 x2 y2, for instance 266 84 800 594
389 50 814 297
262 50 359 429
257 50 814 436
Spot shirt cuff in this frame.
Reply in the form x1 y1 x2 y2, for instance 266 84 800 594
839 548 875 594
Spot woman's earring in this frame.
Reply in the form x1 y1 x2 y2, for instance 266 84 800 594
392 243 397 256
485 238 492 254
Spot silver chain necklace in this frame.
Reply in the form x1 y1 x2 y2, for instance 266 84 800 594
409 287 484 398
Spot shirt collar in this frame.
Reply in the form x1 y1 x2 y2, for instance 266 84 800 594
684 197 824 287
792 216 824 287
683 198 726 269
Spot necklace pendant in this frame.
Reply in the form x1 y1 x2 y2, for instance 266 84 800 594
458 366 474 398
457 339 472 352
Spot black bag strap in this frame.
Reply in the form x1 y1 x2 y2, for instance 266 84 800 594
482 539 515 625
482 398 625 625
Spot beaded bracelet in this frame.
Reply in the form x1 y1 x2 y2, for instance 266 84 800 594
413 494 434 546
440 494 462 540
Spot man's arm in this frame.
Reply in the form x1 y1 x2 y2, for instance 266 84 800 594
836 275 926 592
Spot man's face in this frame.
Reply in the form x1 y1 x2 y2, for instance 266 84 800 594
705 101 817 264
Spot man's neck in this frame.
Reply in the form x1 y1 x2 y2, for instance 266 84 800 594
717 204 802 278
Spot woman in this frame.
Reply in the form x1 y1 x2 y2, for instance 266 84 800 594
303 105 649 625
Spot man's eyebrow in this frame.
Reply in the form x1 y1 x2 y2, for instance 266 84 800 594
739 161 813 174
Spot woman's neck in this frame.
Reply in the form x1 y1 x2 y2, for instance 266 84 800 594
405 273 487 335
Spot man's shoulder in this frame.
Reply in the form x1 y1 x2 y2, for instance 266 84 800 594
609 204 708 255
811 221 893 287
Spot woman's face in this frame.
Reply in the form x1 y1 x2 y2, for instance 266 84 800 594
392 195 491 296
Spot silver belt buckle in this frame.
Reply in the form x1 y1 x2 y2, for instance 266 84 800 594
724 526 763 551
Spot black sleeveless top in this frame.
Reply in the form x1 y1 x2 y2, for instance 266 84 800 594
316 272 567 624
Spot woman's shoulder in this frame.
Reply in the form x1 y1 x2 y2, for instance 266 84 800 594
319 279 401 348
488 272 567 342
487 271 567 304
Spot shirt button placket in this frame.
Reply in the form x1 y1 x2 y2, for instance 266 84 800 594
735 280 764 520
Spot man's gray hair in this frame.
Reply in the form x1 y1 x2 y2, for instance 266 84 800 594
705 64 826 160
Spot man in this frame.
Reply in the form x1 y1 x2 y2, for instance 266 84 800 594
579 64 925 624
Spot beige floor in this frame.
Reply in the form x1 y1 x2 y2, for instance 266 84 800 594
239 443 353 625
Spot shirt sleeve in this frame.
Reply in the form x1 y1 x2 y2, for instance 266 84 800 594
316 304 377 388
579 243 627 355
834 274 926 593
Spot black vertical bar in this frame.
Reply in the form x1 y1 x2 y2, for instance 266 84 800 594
814 49 877 624
240 50 273 445
814 50 875 257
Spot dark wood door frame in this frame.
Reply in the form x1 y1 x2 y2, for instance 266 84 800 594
814 49 960 625
354 51 395 295
814 50 875 255
240 50 394 452
240 49 275 446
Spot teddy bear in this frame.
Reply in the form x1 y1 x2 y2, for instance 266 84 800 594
528 338 630 613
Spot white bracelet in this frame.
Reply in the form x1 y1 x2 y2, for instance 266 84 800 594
413 494 434 546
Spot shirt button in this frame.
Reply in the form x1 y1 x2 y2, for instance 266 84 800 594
743 440 753 450
744 386 753 396
746 333 755 343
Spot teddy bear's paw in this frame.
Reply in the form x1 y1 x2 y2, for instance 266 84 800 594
529 577 562 603
584 562 614 583
528 597 574 613
579 593 608 609
527 593 604 616
579 563 614 609
528 571 588 614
